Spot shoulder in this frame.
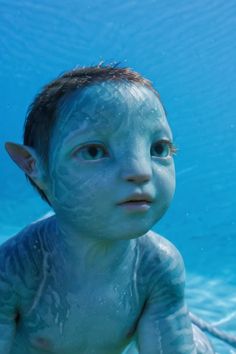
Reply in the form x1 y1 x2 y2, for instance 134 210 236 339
0 214 56 288
139 230 184 268
138 231 185 298
0 213 56 257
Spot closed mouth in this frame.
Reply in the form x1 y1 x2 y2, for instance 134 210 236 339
121 200 151 204
118 194 153 205
117 198 152 212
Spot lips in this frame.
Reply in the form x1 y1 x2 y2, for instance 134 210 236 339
122 200 151 204
117 194 153 206
117 195 153 212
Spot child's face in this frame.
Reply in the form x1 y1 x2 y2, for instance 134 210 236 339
46 82 175 239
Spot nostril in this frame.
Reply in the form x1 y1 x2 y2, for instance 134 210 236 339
126 173 151 184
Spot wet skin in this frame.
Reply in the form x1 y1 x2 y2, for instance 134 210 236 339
0 83 214 353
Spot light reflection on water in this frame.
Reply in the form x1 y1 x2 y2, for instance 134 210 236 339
186 274 236 353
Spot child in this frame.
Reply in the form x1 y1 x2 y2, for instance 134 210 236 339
1 65 215 353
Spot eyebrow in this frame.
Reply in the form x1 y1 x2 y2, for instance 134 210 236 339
62 111 172 147
63 127 93 146
64 128 173 148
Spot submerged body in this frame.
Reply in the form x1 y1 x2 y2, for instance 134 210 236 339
0 216 213 354
2 68 215 353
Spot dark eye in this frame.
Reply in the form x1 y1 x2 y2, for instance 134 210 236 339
74 144 108 161
151 140 176 158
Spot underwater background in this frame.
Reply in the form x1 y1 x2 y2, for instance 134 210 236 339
0 0 236 352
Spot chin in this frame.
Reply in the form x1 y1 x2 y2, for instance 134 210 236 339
117 223 154 240
114 211 166 240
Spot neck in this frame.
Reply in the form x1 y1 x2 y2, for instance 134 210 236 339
52 216 133 272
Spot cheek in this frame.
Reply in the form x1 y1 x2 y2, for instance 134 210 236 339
155 164 176 204
49 164 111 210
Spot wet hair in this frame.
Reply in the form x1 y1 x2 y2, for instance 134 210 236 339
23 63 160 205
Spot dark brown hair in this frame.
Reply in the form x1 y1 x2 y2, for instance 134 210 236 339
23 64 160 204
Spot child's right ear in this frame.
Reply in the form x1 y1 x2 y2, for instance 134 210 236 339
5 142 46 190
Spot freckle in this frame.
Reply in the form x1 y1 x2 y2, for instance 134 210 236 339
34 337 53 350
126 323 136 338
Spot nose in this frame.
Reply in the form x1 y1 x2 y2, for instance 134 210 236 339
120 156 152 184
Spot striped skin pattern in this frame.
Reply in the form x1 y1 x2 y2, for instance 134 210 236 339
136 230 215 354
0 217 215 354
0 217 72 353
2 81 225 353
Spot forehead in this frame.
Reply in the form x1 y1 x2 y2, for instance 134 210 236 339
53 81 170 142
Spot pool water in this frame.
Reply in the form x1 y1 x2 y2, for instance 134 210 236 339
1 1 236 353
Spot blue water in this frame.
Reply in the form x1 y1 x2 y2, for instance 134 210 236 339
1 0 236 352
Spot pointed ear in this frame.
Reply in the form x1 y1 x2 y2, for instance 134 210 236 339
5 142 46 189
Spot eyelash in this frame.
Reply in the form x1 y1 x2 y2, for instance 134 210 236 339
72 143 109 160
72 140 177 161
151 139 177 158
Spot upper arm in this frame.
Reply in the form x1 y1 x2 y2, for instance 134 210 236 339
137 235 196 354
0 247 18 353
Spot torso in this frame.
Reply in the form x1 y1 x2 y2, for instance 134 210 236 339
9 217 148 354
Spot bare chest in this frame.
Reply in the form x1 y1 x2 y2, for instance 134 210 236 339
16 268 144 353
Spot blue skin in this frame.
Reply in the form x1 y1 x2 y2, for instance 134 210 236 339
1 82 214 353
